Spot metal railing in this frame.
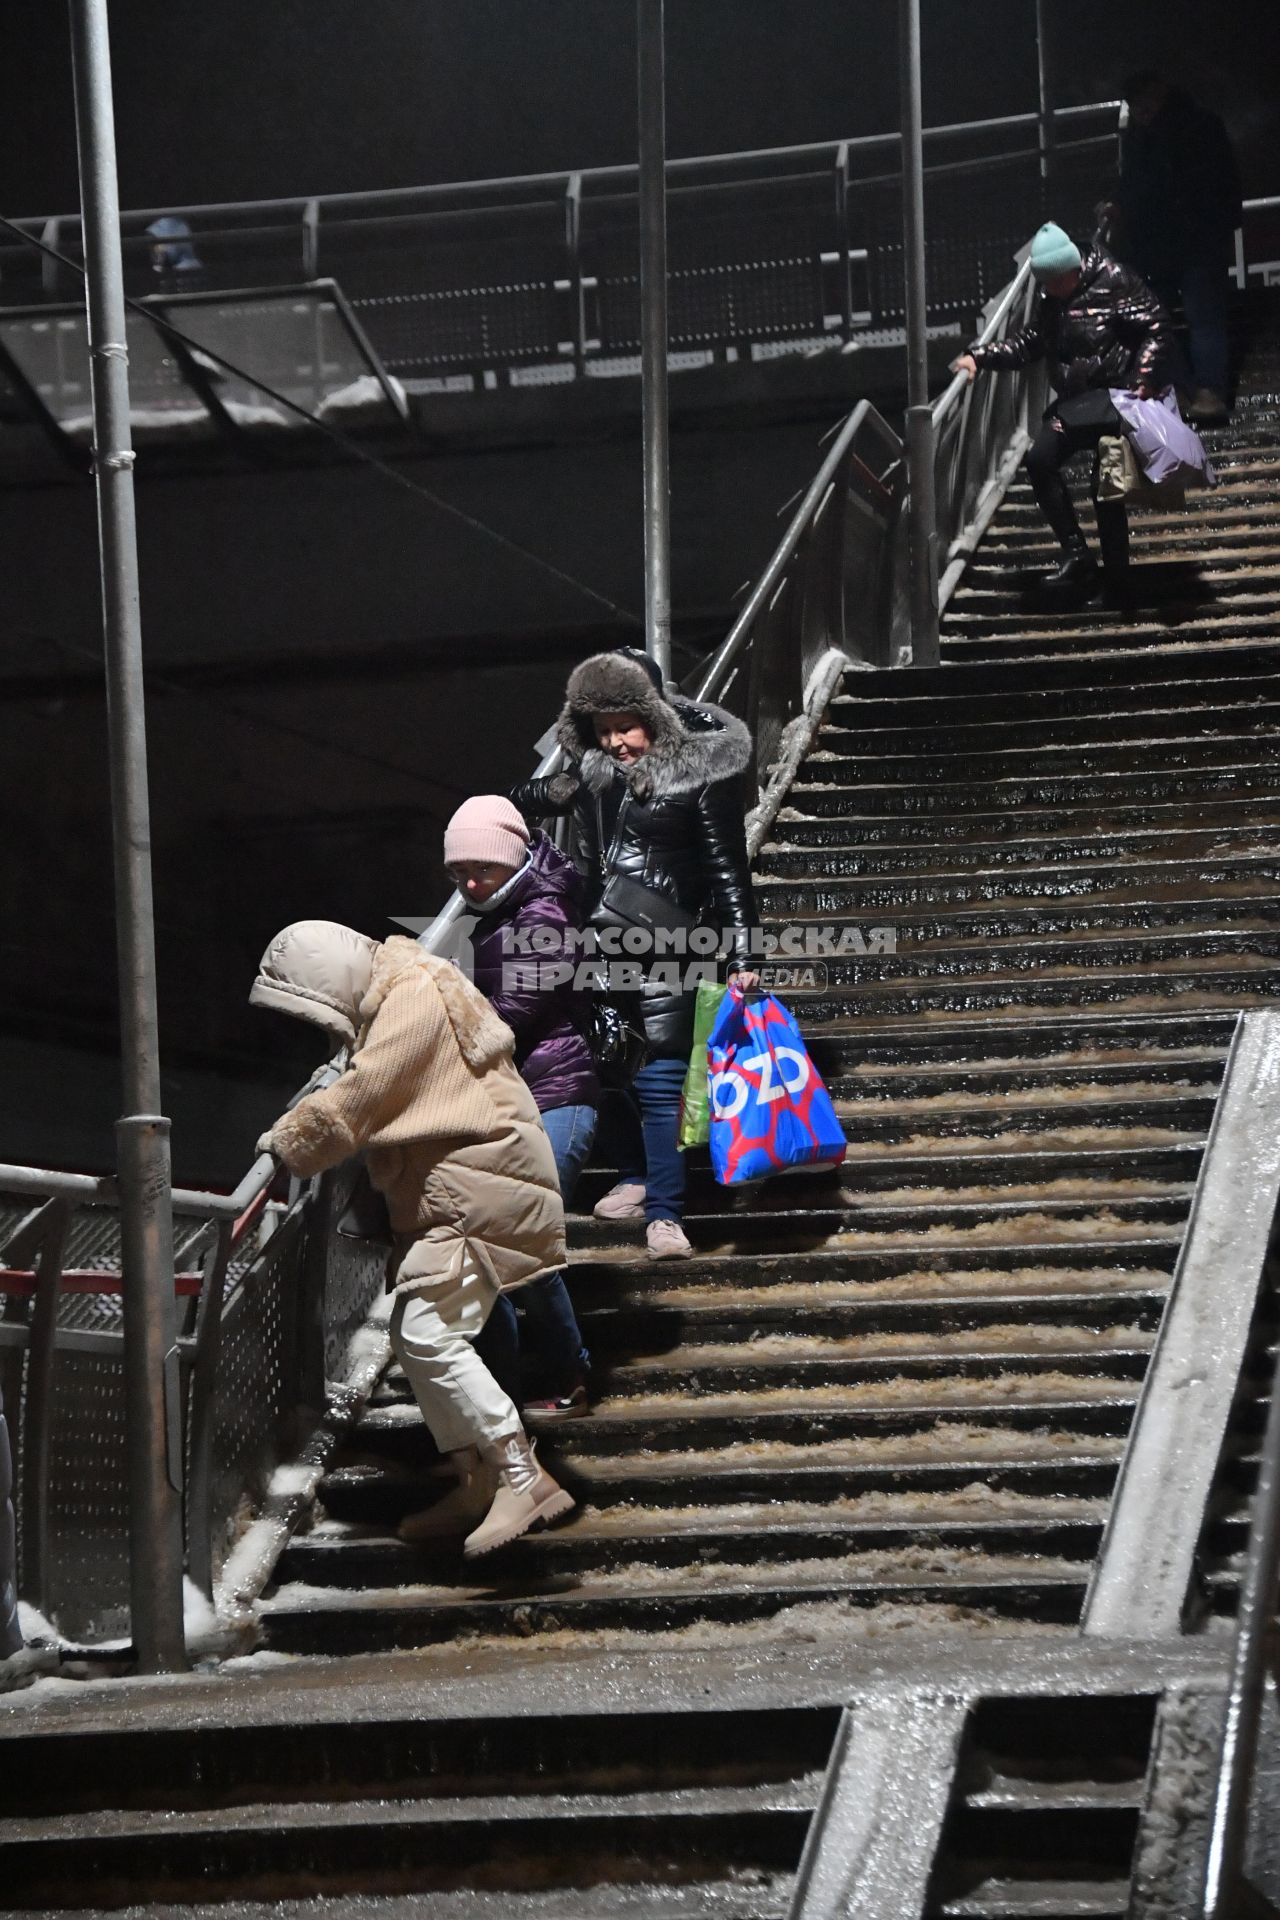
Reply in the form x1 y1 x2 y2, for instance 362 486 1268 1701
930 259 1047 616
0 1062 384 1645
0 105 1120 385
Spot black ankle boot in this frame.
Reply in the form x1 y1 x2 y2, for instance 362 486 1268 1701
1095 501 1133 613
1045 539 1099 599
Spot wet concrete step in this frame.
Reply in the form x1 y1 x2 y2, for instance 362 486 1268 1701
259 1558 1092 1655
801 1006 1236 1066
973 527 1280 567
817 688 1280 754
568 1288 1167 1348
282 1506 1106 1590
794 927 1280 979
757 865 1280 916
941 624 1280 665
564 1244 1182 1302
587 1333 1151 1399
775 959 1280 1025
787 763 1280 817
828 644 1280 713
14 1881 794 1912
359 1386 1143 1457
800 730 1280 784
932 1878 1131 1916
954 558 1280 612
343 1421 1127 1505
821 1055 1224 1099
761 822 1280 872
827 1091 1211 1143
568 1192 1192 1257
765 918 1280 974
579 1149 1199 1217
0 1704 836 1817
0 1790 814 1913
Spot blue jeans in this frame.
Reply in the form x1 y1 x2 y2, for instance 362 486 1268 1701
476 1102 595 1399
1151 245 1232 398
604 1057 688 1223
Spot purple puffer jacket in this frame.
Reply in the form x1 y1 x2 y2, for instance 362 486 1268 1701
465 831 600 1113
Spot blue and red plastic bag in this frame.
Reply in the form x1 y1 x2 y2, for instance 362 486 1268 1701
707 985 847 1186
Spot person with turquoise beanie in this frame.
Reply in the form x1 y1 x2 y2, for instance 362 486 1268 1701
953 221 1173 606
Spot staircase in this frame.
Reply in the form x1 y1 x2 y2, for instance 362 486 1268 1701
2 319 1277 1914
261 348 1280 1664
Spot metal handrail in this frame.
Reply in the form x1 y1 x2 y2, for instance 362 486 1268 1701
932 257 1035 428
1203 1299 1280 1917
695 396 901 703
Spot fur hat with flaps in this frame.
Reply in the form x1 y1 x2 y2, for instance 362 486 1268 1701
554 649 751 803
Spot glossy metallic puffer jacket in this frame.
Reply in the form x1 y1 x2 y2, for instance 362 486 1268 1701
970 246 1172 398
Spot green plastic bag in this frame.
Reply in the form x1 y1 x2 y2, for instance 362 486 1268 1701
678 980 730 1151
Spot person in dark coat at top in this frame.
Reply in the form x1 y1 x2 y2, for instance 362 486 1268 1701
1108 71 1243 424
440 796 599 1432
953 221 1173 607
513 648 759 1263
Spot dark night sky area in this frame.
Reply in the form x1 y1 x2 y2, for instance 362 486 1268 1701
4 1 1278 218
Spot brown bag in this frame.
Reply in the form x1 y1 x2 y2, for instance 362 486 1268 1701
1097 435 1187 513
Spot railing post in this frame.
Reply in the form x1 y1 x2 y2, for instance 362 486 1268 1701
1034 0 1056 196
898 0 940 668
834 143 853 341
637 0 672 679
68 0 187 1674
564 173 587 376
18 1201 70 1618
301 197 320 280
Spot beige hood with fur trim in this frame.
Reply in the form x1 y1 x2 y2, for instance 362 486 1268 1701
259 933 566 1298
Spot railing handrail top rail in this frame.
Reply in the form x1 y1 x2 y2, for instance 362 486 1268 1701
4 101 1122 235
931 256 1035 429
696 396 901 705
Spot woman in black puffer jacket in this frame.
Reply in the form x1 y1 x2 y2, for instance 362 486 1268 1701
514 649 758 1262
955 220 1173 604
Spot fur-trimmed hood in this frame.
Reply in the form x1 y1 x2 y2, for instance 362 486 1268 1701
554 651 752 802
251 923 512 1069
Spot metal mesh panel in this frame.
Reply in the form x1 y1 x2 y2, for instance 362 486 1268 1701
322 1225 385 1382
43 1349 130 1641
208 1224 298 1574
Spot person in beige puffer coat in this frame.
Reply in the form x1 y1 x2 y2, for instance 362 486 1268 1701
251 921 574 1557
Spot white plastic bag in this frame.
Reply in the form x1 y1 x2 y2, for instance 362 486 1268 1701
1109 388 1217 490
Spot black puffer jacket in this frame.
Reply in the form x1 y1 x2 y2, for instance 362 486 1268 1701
970 245 1172 399
1119 90 1243 275
513 652 757 1058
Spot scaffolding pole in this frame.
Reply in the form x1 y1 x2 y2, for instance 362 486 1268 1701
637 0 672 679
899 0 940 667
68 0 186 1673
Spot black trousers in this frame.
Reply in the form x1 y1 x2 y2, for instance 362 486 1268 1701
1023 392 1129 573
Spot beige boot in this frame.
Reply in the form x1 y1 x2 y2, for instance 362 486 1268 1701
463 1431 575 1558
398 1447 498 1543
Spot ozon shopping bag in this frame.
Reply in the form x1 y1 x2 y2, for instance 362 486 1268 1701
707 986 847 1186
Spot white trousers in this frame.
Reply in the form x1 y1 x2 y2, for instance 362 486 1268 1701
388 1262 519 1456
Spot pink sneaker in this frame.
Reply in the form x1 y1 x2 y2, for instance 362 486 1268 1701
593 1181 647 1221
646 1219 692 1261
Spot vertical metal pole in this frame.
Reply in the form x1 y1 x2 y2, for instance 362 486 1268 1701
68 0 186 1674
637 0 672 678
899 0 939 668
1035 0 1056 193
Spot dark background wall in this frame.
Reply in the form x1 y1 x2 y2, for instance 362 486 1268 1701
3 1 1278 212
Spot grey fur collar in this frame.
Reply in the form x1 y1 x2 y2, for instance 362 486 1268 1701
555 651 752 802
